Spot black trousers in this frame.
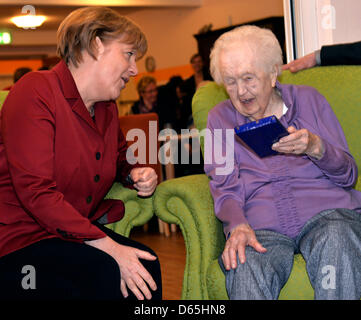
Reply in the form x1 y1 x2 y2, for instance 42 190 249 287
0 224 162 300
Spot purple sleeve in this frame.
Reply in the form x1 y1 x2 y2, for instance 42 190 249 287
204 111 248 237
306 92 358 187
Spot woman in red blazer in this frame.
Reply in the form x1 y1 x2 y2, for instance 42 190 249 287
0 7 160 300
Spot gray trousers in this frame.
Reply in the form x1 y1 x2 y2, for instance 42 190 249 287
220 209 361 300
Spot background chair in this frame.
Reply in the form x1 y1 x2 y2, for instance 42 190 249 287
0 90 153 239
116 112 174 236
154 65 361 299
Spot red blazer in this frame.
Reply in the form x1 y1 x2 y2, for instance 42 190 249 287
0 60 135 258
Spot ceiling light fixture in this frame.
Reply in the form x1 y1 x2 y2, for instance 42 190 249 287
11 15 46 29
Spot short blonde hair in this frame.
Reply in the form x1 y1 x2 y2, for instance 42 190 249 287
57 7 147 67
137 76 156 95
210 25 283 84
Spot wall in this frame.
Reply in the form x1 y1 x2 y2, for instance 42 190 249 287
287 0 361 60
128 0 284 74
0 60 43 89
123 0 284 99
331 0 361 44
1 0 284 97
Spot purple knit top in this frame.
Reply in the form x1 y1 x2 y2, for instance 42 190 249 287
204 81 361 238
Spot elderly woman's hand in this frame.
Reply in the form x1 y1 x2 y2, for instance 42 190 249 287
272 126 324 160
222 223 267 269
130 167 157 197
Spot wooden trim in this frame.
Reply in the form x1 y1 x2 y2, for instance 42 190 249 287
0 44 56 60
0 54 48 60
1 0 202 7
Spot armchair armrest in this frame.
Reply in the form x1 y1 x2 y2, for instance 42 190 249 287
104 182 153 237
153 174 226 299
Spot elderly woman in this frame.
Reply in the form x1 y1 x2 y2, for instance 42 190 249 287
0 7 161 300
205 25 361 300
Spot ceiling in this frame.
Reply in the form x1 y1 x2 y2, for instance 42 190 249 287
0 1 202 60
0 5 139 31
0 1 202 31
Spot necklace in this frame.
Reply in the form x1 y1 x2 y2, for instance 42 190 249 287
89 106 95 117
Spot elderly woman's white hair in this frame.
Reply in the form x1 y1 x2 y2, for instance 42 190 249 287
210 25 283 84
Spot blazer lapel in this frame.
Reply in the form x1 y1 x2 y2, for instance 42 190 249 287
52 60 116 136
71 98 98 132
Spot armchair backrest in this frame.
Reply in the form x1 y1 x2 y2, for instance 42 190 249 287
0 91 9 111
192 66 361 170
192 82 229 155
279 66 361 169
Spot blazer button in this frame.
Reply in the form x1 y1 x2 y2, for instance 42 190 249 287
94 174 100 182
95 152 101 160
86 196 92 204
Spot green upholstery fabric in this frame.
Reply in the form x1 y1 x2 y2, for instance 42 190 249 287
193 82 230 153
279 66 361 173
154 174 224 299
0 90 152 237
0 91 9 110
154 66 361 300
105 183 153 237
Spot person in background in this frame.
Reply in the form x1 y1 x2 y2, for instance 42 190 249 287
156 75 192 133
0 6 161 301
283 40 361 73
175 79 193 129
205 25 361 300
131 75 172 130
184 53 213 98
157 75 203 177
3 67 32 90
132 76 158 115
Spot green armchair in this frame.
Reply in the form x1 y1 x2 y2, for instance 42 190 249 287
105 182 153 237
154 66 361 300
0 90 153 238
